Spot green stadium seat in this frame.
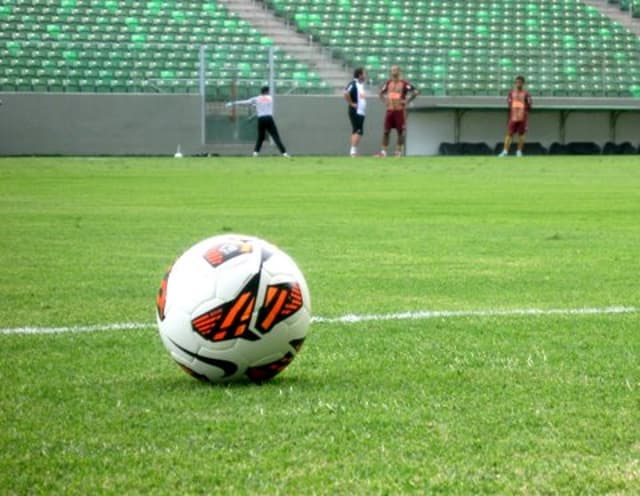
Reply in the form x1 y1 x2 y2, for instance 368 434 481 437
0 0 332 94
3 0 640 96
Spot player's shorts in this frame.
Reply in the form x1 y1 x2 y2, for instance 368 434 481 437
349 108 365 135
508 120 528 136
384 110 406 132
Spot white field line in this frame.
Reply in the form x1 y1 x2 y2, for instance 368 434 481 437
0 322 153 335
311 305 639 324
0 305 637 336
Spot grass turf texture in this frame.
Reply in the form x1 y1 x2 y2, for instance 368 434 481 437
0 156 639 493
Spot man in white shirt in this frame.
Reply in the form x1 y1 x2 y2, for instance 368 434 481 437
343 67 367 157
226 86 290 157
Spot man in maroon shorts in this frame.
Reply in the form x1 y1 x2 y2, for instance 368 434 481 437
377 65 419 157
499 75 532 157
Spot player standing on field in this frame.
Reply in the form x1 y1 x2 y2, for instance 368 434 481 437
377 65 419 157
344 67 367 157
226 85 290 157
498 75 532 157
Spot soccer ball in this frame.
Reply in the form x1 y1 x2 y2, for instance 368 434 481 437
156 234 311 383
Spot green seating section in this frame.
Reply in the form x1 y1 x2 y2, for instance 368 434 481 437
265 0 640 97
615 0 640 18
0 0 332 95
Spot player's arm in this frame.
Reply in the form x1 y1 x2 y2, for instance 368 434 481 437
379 81 388 102
225 97 255 108
504 92 512 122
407 85 420 104
526 93 532 110
343 84 356 108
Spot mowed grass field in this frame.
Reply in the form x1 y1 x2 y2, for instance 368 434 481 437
0 156 639 494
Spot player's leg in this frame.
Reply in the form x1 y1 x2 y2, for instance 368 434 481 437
393 130 403 156
499 133 512 156
394 111 406 156
350 132 361 157
499 121 515 157
516 132 526 157
515 121 527 157
378 112 391 156
254 118 267 155
351 132 360 146
349 111 363 156
379 131 390 156
265 117 288 156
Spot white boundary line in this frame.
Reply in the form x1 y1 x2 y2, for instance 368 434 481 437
311 305 638 324
0 305 637 336
0 322 153 336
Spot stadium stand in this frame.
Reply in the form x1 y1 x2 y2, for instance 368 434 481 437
1 0 639 97
263 0 640 97
0 0 332 95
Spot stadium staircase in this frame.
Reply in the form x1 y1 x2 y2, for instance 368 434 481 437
221 0 352 93
582 0 640 36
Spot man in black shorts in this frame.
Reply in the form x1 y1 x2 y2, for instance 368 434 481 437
344 67 367 157
226 86 290 157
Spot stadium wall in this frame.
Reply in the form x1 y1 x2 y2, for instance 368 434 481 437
0 93 201 156
407 97 640 155
1 93 638 156
407 110 640 155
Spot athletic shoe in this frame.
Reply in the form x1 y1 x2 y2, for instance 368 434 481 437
252 151 259 157
394 150 403 157
375 150 387 157
283 152 291 158
498 150 508 157
516 150 523 157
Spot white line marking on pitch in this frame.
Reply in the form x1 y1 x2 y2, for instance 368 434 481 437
0 306 637 336
310 305 638 324
0 322 153 335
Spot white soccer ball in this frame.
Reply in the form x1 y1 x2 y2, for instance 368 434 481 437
156 234 311 383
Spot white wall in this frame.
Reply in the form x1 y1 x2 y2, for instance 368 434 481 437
407 98 640 155
1 93 638 156
406 111 455 155
615 112 640 143
564 111 611 143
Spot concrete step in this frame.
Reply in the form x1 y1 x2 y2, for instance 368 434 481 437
581 0 640 36
222 0 352 92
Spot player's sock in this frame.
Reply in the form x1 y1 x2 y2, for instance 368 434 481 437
350 146 357 156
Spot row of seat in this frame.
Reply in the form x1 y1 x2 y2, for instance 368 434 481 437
0 0 332 94
0 77 332 96
2 0 639 96
264 0 640 97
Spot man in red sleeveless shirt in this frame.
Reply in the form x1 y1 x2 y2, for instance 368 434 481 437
499 75 532 157
377 65 419 157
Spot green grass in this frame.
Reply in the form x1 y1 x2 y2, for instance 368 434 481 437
1 156 639 494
